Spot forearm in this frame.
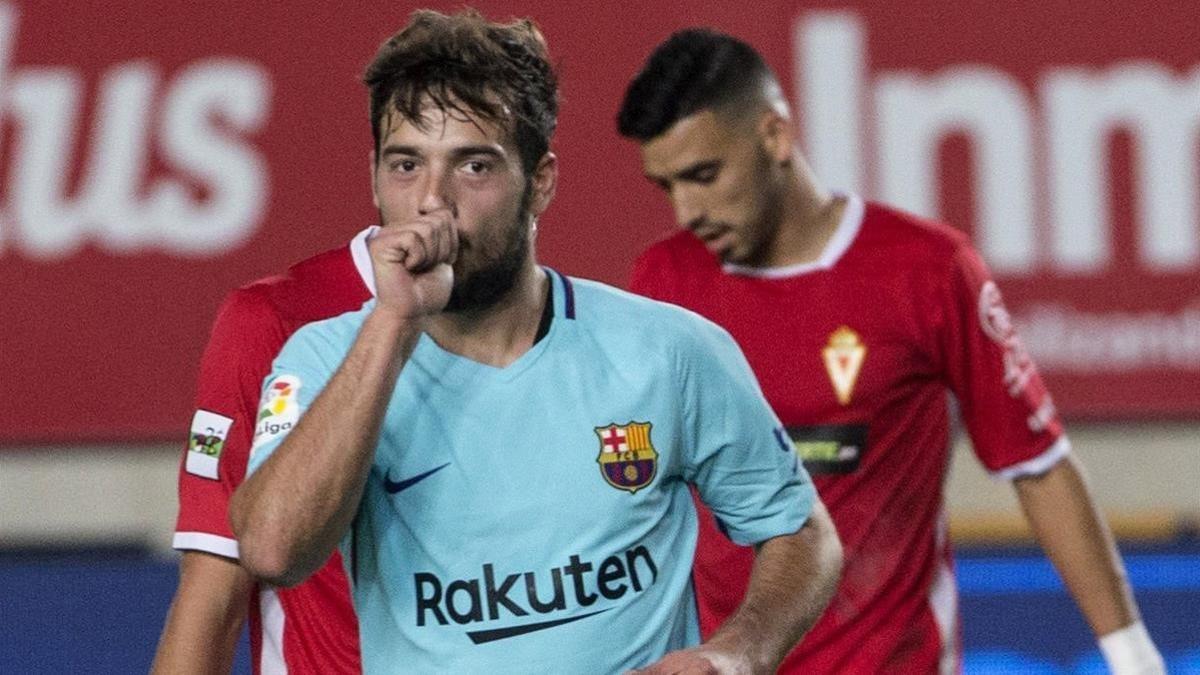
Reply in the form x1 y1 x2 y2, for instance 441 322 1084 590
230 308 421 585
1013 453 1138 635
708 501 843 672
151 552 253 675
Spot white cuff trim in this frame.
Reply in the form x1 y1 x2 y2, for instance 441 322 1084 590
991 436 1072 481
173 532 240 559
1099 621 1165 675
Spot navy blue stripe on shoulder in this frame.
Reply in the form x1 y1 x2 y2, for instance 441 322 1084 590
544 267 576 320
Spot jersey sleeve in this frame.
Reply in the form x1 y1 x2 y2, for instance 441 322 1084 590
174 289 286 559
245 326 339 476
935 241 1069 478
679 319 817 546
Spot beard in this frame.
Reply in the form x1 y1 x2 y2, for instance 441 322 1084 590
443 182 534 313
724 150 786 266
444 213 530 312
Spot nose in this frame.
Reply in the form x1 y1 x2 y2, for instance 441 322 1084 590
418 170 455 216
672 189 703 231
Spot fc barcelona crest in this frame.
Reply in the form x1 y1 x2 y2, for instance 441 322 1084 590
595 422 659 494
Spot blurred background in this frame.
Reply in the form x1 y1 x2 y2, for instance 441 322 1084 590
1 0 1197 672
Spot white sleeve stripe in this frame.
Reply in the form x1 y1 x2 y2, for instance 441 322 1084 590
990 436 1072 481
173 532 240 559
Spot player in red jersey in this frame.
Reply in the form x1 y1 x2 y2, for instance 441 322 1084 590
618 29 1164 674
150 229 377 674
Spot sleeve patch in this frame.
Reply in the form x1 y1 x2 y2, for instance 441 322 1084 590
251 374 302 454
978 280 1040 399
186 410 235 480
977 280 1015 344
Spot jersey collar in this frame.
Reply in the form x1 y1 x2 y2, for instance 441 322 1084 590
722 192 865 279
349 225 380 296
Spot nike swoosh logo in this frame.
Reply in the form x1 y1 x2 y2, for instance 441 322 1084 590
383 463 450 494
466 608 612 644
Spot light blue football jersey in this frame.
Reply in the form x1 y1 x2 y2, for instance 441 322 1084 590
248 268 815 674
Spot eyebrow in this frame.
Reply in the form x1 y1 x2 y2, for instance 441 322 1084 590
676 159 721 181
379 144 508 161
646 159 723 186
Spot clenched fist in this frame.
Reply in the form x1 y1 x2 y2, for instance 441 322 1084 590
369 210 459 318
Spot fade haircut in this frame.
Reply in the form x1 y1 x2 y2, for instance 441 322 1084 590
617 28 776 141
364 9 559 174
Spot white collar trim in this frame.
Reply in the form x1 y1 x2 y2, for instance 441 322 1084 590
722 193 865 279
349 225 380 297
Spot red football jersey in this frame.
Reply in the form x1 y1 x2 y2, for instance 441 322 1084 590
630 196 1068 674
174 227 378 674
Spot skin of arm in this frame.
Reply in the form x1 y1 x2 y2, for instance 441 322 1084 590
633 500 844 675
229 217 456 588
1013 453 1140 636
150 552 253 675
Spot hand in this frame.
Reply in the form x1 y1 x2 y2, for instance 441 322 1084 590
628 647 752 675
369 211 458 318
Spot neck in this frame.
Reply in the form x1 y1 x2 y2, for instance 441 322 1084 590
426 260 548 368
759 155 847 268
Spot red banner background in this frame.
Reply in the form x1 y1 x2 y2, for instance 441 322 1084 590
2 0 1198 443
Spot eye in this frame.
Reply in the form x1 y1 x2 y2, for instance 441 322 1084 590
388 158 418 173
462 159 492 175
692 165 718 183
679 162 721 185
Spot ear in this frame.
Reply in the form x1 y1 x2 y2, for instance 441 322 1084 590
527 152 559 217
369 149 380 210
758 110 794 165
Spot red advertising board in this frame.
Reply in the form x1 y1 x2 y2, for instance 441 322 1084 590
2 0 1198 443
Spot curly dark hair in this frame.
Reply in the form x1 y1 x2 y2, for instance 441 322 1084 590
617 28 772 141
364 9 559 174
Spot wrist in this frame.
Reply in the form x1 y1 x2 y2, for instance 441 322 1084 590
1098 621 1164 675
368 304 427 331
364 306 426 367
703 629 771 674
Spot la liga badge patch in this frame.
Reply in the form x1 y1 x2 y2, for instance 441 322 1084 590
251 375 302 453
595 421 658 494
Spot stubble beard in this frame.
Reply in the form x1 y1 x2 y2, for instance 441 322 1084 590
443 181 534 313
443 216 530 312
726 152 786 267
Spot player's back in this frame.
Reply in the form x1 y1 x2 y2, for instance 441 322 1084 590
632 196 1064 673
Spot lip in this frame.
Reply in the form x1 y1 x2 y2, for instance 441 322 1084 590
698 229 736 257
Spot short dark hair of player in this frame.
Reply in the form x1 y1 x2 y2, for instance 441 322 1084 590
617 28 774 141
363 9 559 175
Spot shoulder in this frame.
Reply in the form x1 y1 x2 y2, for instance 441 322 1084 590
631 230 718 302
853 201 977 275
274 301 373 370
202 285 286 363
634 230 711 277
207 241 367 346
239 241 370 324
568 276 738 359
638 230 707 262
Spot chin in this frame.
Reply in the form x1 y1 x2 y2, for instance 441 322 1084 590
718 247 748 265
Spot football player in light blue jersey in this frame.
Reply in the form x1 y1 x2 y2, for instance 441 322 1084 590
231 9 842 674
